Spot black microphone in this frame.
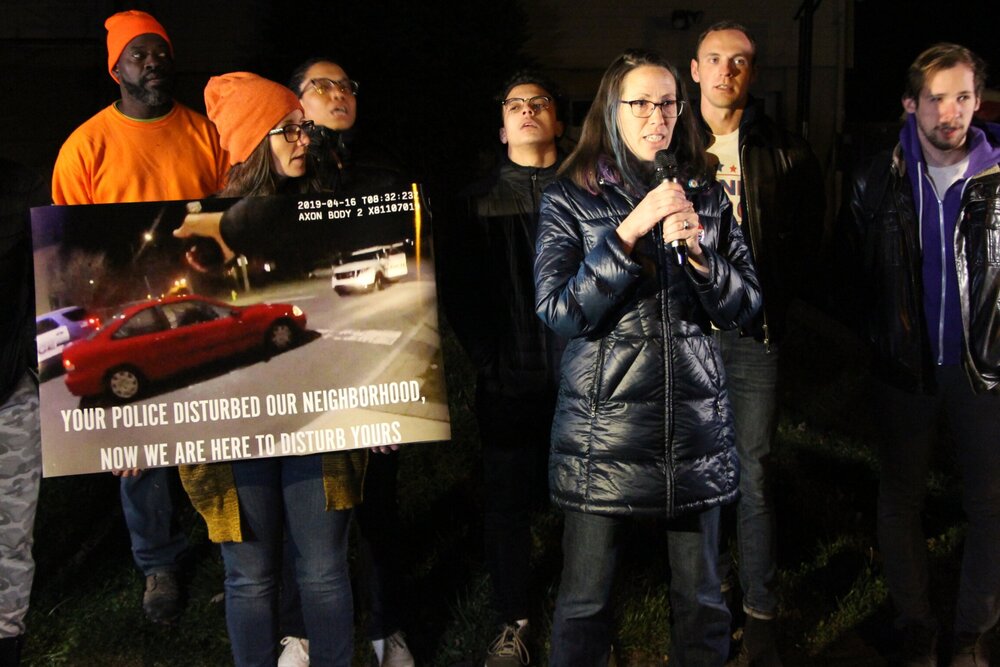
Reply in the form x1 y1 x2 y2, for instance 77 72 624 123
654 149 686 266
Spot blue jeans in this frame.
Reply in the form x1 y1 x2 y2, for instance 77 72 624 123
715 329 779 618
549 508 730 667
875 365 1000 635
221 455 353 667
120 468 188 576
280 449 402 642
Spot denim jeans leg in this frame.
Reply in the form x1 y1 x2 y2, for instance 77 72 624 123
120 467 188 575
715 329 779 618
667 507 730 667
873 377 937 629
939 366 1000 635
278 534 306 637
281 455 354 667
221 459 283 667
549 511 620 666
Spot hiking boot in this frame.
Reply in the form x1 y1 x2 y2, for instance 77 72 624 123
372 631 415 667
726 616 782 667
949 633 989 667
900 623 938 667
485 623 531 666
142 572 183 623
278 636 309 667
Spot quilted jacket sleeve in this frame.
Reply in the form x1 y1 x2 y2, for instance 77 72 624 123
533 182 643 339
686 195 761 331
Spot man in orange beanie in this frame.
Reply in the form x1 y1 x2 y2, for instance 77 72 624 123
52 10 228 205
49 10 229 626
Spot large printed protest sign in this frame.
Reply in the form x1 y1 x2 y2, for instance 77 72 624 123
32 186 450 477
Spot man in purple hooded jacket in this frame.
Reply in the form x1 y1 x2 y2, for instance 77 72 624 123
845 43 1000 667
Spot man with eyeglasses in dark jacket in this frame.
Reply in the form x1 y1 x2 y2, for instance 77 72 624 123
446 71 566 667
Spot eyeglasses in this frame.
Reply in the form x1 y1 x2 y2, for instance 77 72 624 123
267 120 315 143
620 99 686 119
301 77 359 98
501 95 552 114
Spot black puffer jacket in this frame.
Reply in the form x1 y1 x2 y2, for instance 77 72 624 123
534 176 761 518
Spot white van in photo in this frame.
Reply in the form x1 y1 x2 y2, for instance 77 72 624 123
330 243 408 295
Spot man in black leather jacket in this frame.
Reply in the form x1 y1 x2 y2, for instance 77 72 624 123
446 72 566 667
844 44 1000 667
690 21 824 666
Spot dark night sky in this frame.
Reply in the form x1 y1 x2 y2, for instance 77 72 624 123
847 1 997 121
3 0 998 197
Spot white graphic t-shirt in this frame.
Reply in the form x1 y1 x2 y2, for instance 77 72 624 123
706 129 743 225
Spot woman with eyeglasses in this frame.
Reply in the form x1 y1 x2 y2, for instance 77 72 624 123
283 57 416 667
534 49 761 666
175 72 365 667
173 71 318 267
289 57 409 194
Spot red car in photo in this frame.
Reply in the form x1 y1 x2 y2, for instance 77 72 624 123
62 294 307 401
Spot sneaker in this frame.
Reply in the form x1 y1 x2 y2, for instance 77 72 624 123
142 572 183 623
949 633 989 667
485 623 531 666
726 616 782 667
900 623 939 667
278 636 310 667
371 631 415 667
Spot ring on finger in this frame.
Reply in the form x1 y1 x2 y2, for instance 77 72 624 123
682 219 690 230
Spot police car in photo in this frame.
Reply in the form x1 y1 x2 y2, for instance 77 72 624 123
330 242 408 295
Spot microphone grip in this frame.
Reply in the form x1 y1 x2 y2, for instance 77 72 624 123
666 177 687 266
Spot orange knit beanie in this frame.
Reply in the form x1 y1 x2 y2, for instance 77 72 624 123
204 72 302 165
105 10 172 82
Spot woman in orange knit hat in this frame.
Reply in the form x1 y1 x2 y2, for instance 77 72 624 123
206 71 312 195
176 72 364 667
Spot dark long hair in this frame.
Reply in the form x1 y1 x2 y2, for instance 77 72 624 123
219 132 313 197
219 138 282 197
288 56 351 96
560 49 708 194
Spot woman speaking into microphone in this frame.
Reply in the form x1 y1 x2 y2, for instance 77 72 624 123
533 49 761 666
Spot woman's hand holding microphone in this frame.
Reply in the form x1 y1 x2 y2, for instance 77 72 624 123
616 181 706 271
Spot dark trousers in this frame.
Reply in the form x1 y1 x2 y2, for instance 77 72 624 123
715 329 779 618
875 364 1000 635
354 449 403 640
477 387 554 623
549 508 730 667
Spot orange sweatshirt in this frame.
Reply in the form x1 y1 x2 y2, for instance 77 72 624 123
52 102 229 205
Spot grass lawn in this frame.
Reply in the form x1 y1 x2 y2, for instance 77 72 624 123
23 306 997 666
